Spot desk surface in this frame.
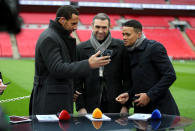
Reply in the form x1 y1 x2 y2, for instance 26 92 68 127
10 113 193 131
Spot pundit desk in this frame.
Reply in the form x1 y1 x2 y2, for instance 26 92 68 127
11 113 193 131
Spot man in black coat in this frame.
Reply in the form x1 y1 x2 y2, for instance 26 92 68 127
116 20 179 115
76 13 131 114
29 5 111 115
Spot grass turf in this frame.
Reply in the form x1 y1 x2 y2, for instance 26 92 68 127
0 59 194 130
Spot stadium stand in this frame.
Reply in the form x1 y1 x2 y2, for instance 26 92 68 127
76 30 91 42
186 29 195 46
0 33 12 57
144 28 195 59
169 0 195 5
178 17 195 28
124 15 174 28
76 29 195 59
0 0 194 60
79 14 121 28
19 12 56 24
70 0 120 2
15 29 44 57
124 0 166 4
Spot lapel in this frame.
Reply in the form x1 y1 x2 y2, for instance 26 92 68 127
82 40 96 57
107 39 119 58
55 33 72 63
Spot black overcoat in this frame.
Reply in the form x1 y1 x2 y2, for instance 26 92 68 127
128 39 179 115
29 20 91 115
76 39 131 113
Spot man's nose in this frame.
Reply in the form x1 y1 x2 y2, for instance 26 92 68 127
123 35 126 40
98 28 104 33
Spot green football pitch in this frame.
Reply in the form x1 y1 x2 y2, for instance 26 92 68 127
0 59 195 130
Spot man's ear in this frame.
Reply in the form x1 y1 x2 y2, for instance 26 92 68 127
138 31 142 38
59 17 66 25
91 23 94 29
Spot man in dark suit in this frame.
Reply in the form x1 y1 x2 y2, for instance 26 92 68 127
29 5 111 115
116 20 179 115
76 13 131 114
0 72 7 95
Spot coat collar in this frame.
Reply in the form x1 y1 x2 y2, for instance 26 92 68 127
49 20 76 61
135 39 148 51
49 20 72 39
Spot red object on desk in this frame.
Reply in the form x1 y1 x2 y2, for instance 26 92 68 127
58 110 70 120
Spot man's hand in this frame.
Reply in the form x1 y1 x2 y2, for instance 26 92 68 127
88 51 111 69
73 91 82 102
0 79 7 93
115 93 129 104
120 106 129 114
78 108 87 115
133 93 150 107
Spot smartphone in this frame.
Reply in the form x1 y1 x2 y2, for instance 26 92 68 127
9 116 31 124
102 49 113 57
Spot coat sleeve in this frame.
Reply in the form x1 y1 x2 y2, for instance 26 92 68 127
121 46 133 108
39 37 91 79
75 46 86 111
147 43 176 102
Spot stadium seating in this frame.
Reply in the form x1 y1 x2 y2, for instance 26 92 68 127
70 0 120 2
0 33 13 57
76 29 195 59
124 0 165 4
186 29 195 46
15 29 44 57
169 0 195 5
143 28 195 59
124 15 174 28
79 14 121 28
178 16 195 28
20 12 56 24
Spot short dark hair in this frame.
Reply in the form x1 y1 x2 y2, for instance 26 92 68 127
122 19 142 33
92 13 111 26
56 5 79 20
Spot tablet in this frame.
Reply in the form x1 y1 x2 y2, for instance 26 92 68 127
9 116 31 124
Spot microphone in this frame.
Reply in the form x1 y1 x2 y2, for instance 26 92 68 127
151 109 162 119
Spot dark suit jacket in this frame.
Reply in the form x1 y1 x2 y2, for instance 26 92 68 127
128 39 179 115
76 39 131 113
29 20 91 115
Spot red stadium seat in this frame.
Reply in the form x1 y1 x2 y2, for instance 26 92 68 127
20 12 56 24
124 15 174 28
170 0 195 5
179 16 195 28
79 14 120 28
70 0 120 2
186 29 195 46
76 30 91 42
143 28 195 59
16 29 44 57
124 0 165 4
77 29 195 59
0 32 12 57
